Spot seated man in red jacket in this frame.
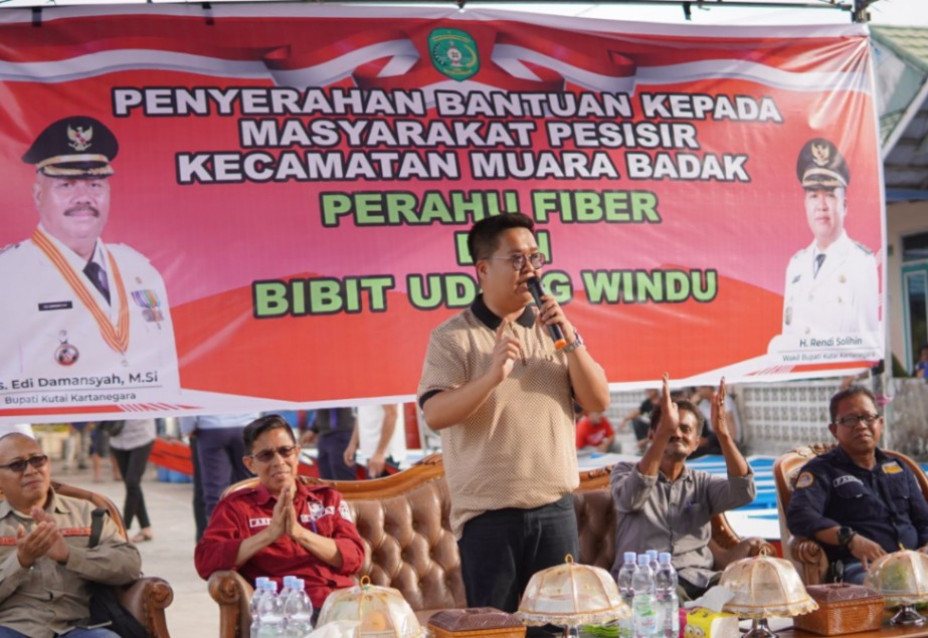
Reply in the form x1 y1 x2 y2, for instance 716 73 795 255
194 414 364 612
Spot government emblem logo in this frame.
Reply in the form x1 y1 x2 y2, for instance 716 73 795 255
67 125 93 152
429 29 479 81
811 142 830 166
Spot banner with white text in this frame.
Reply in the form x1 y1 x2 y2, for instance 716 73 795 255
0 5 884 424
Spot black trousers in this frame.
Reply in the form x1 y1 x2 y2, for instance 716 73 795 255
457 494 578 614
111 442 153 530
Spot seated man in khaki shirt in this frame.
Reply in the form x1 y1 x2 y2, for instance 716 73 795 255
0 433 141 638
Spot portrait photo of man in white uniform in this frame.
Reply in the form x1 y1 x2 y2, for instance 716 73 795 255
779 138 879 339
0 115 179 402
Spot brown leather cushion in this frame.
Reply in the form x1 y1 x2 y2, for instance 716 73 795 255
347 477 620 610
574 489 616 571
348 476 465 611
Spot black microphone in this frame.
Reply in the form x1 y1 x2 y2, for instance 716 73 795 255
526 276 567 350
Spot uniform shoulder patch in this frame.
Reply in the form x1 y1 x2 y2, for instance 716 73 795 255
795 471 814 489
882 460 902 474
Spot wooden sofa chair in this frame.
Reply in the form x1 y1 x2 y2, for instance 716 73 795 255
773 443 928 585
208 455 773 638
0 480 174 637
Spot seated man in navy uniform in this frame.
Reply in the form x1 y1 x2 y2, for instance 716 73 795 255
779 138 878 338
0 116 178 398
786 385 928 583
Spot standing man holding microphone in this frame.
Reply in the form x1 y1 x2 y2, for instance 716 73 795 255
418 213 610 614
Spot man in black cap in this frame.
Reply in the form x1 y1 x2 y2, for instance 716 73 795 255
780 138 878 337
0 116 179 394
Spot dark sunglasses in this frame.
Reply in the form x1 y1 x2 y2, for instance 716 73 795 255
250 445 297 463
0 454 49 473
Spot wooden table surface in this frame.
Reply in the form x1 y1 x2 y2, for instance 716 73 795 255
777 624 928 637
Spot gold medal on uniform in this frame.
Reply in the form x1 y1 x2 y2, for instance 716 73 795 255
54 330 79 366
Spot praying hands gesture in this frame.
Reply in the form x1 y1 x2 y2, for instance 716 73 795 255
265 485 294 542
234 485 345 570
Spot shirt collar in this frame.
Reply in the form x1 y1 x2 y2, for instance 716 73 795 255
0 486 60 520
832 445 887 472
811 231 849 258
471 293 535 330
658 465 694 484
252 479 330 506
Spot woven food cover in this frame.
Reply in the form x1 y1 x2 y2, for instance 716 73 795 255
316 577 425 638
516 556 631 627
720 555 818 619
864 550 928 605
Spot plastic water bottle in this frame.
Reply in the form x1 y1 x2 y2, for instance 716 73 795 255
616 552 637 638
256 579 284 638
250 577 271 638
646 549 659 575
279 576 296 607
655 553 680 638
283 578 314 638
633 554 658 637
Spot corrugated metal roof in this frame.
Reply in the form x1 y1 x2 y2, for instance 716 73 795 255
872 26 928 200
872 26 928 73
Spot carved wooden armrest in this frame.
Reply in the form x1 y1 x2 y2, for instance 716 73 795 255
116 576 174 638
208 570 254 638
787 536 828 585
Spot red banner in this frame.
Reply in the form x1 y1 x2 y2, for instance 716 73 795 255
0 6 884 424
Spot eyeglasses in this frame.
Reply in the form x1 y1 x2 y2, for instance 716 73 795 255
250 445 298 463
834 414 881 427
489 253 545 271
0 454 49 473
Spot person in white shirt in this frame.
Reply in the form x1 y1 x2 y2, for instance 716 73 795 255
0 115 178 402
344 404 406 478
780 137 878 337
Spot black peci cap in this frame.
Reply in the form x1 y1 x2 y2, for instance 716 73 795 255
22 115 118 178
796 138 849 190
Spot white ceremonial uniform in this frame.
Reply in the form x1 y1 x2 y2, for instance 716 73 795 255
0 228 179 404
781 232 878 336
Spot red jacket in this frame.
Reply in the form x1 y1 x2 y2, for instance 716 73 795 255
194 481 365 608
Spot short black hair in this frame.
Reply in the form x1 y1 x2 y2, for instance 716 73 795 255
467 213 535 264
829 385 877 423
649 399 704 436
242 414 295 455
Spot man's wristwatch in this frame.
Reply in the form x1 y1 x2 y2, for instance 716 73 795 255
837 526 857 548
562 331 584 354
